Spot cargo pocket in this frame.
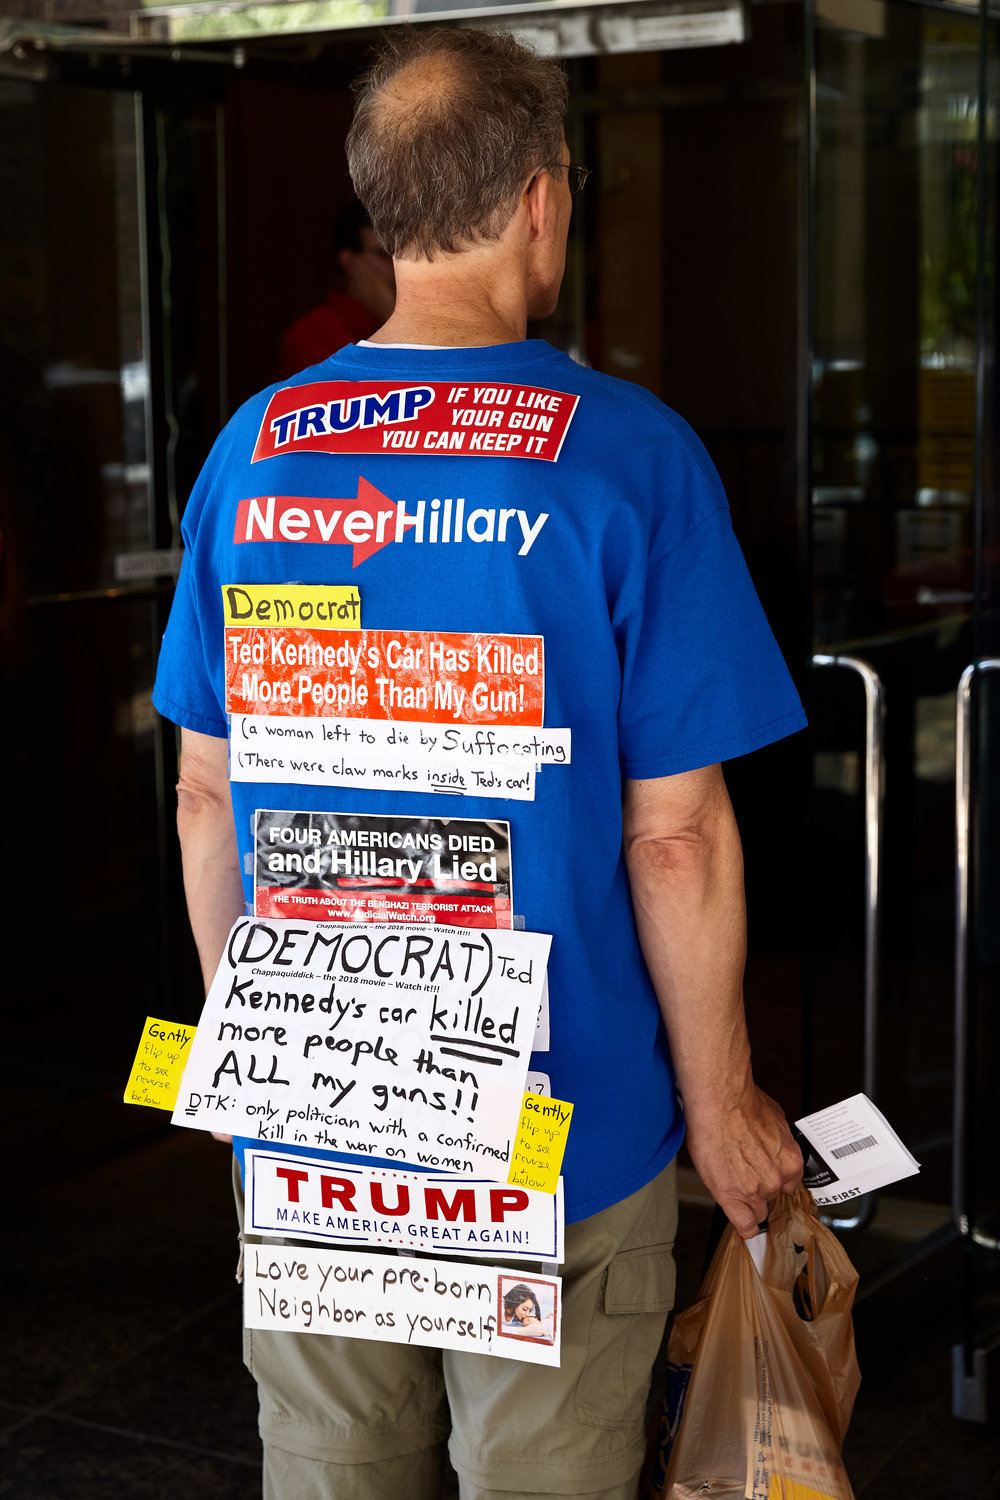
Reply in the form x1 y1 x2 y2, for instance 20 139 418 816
575 1243 677 1431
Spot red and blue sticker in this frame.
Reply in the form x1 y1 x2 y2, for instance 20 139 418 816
252 381 579 464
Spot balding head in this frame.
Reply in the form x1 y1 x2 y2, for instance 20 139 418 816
346 28 568 261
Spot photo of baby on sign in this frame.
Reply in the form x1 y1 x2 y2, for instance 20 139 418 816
497 1276 558 1346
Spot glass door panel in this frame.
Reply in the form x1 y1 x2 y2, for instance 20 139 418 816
0 82 208 1186
810 4 998 1283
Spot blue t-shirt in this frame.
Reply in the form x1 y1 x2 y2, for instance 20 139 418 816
153 339 805 1222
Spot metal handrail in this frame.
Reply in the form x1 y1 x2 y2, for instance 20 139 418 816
953 659 1000 1250
812 653 886 1232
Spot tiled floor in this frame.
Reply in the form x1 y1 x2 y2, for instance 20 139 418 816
1 1130 259 1499
840 1234 1000 1499
3 1127 999 1498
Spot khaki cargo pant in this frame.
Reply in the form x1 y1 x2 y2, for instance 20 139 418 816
235 1158 677 1499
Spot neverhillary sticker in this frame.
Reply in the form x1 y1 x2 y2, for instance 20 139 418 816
244 1152 564 1261
252 381 578 465
254 810 513 929
225 627 544 725
234 484 550 566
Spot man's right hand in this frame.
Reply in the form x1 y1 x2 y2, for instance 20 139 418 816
683 1084 803 1238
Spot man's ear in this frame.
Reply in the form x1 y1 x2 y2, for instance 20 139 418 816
524 171 554 243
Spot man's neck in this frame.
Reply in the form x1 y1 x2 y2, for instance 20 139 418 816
368 252 529 348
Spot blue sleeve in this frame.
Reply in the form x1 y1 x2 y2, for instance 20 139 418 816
618 506 805 778
152 542 228 738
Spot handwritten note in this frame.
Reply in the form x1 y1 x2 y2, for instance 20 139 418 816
234 714 569 764
243 1242 562 1366
228 714 573 801
124 1017 195 1110
173 917 551 1180
222 583 361 630
507 1093 573 1194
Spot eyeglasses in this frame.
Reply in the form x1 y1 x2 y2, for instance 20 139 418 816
565 163 590 196
556 162 590 196
530 162 591 197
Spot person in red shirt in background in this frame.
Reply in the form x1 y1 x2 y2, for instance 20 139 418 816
277 200 396 378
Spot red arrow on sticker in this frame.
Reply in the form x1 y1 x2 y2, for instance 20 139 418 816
234 477 409 568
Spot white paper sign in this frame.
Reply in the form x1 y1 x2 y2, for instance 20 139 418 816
174 917 550 1179
230 714 558 801
244 1243 561 1366
795 1092 920 1206
245 1151 565 1261
534 978 549 1051
235 714 570 766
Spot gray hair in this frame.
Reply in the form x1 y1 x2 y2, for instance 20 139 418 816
346 27 568 261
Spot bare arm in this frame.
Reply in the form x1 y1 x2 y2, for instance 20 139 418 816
176 727 245 1144
623 764 802 1237
177 727 245 989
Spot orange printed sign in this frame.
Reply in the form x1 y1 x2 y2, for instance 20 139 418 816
225 627 545 725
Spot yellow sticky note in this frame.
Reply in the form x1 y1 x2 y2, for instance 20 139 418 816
221 583 361 629
507 1093 573 1194
123 1017 196 1111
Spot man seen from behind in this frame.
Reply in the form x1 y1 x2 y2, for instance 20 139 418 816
154 26 806 1500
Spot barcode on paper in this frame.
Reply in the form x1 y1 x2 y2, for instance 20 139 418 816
830 1134 878 1160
